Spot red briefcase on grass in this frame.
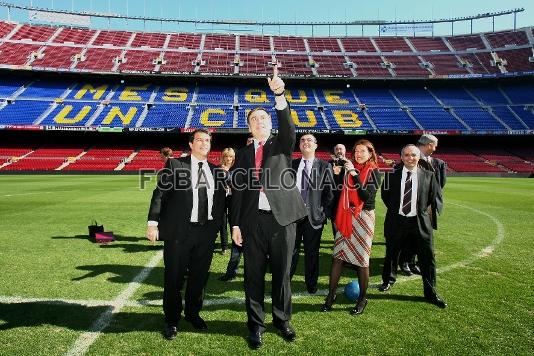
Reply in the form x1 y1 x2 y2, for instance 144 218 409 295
95 231 114 244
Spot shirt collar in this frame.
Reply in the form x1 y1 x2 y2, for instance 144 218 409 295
403 165 418 175
191 155 208 167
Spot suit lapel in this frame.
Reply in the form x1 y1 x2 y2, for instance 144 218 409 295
417 168 425 205
310 158 319 186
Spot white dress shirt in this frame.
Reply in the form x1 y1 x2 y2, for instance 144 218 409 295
254 139 272 211
297 157 314 193
399 166 418 217
147 156 214 227
190 155 215 222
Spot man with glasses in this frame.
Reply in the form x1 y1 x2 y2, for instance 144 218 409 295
290 134 334 294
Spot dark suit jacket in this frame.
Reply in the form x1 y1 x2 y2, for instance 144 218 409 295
292 157 334 229
328 158 346 219
147 156 227 241
381 166 439 240
419 156 446 213
230 105 307 233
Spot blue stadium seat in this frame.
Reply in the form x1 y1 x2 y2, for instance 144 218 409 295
491 106 528 130
323 106 372 130
189 105 234 128
92 103 146 127
392 88 439 106
410 107 466 130
238 87 276 106
0 78 28 98
315 88 358 106
431 88 477 106
41 101 101 126
113 84 156 102
0 100 52 125
367 107 418 130
153 85 194 104
469 87 509 105
509 106 534 129
18 80 71 99
353 88 398 106
142 104 190 128
196 86 235 103
66 82 114 100
290 106 328 129
501 84 534 105
453 107 506 130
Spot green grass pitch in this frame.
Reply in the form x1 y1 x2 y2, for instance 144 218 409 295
0 175 533 355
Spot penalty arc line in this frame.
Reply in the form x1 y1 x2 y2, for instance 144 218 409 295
63 250 163 356
0 201 505 352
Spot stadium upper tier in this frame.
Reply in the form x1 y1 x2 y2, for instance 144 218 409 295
0 21 533 78
1 77 533 132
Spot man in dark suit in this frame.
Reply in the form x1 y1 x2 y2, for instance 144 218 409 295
147 129 226 340
328 144 347 236
290 133 334 294
230 65 307 349
378 144 447 309
399 134 447 276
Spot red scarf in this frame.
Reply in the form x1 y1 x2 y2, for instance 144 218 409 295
335 161 377 238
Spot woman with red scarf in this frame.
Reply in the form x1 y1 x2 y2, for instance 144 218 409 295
321 139 382 315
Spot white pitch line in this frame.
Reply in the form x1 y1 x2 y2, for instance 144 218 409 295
0 201 506 350
64 250 163 356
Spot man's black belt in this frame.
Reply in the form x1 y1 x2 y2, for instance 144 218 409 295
398 214 417 221
189 220 212 226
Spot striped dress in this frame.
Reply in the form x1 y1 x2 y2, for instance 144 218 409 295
333 209 375 267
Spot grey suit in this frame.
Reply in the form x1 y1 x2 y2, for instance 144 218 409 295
381 165 440 298
289 158 334 292
230 105 307 333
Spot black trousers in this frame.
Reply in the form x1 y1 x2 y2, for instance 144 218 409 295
223 240 243 277
163 221 217 325
290 218 323 292
243 212 296 333
218 196 231 251
381 215 437 297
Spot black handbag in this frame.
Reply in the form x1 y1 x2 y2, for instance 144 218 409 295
88 220 104 238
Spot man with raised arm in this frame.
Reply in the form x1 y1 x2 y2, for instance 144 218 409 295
230 65 307 349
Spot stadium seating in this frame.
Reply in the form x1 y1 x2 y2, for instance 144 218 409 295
1 21 532 78
1 77 533 132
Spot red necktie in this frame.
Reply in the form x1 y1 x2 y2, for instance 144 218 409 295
255 141 264 179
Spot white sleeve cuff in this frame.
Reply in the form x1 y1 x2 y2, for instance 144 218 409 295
274 96 288 110
147 220 159 227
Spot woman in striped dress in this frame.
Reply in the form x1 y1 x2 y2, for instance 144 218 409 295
321 139 382 315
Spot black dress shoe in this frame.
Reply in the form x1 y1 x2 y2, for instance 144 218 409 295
274 323 296 342
350 298 368 315
320 294 337 312
163 323 177 340
184 315 208 331
378 282 393 292
218 274 235 282
248 330 263 349
409 264 421 275
399 263 413 276
425 295 447 309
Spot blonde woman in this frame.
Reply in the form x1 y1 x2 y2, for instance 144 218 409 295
218 148 235 254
